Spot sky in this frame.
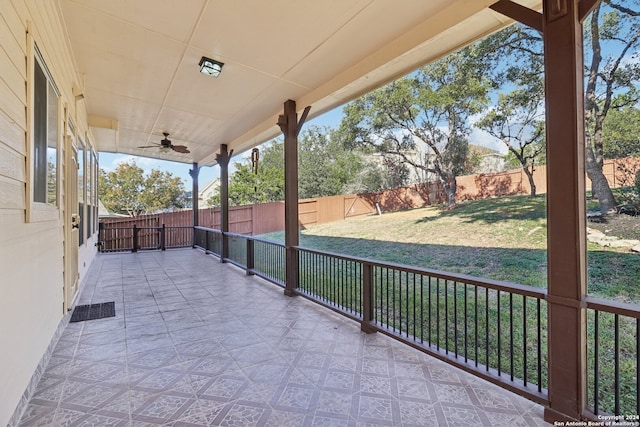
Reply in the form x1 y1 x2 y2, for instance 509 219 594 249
98 105 504 190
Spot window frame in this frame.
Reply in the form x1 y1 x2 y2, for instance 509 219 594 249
26 39 61 223
78 136 85 246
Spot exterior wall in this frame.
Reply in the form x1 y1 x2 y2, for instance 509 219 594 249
0 2 97 425
198 178 220 207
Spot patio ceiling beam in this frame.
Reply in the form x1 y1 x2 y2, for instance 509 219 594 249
490 0 543 32
578 0 600 22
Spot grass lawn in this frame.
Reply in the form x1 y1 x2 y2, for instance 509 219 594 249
259 194 640 414
263 194 640 303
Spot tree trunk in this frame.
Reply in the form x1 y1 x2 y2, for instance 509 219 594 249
524 167 537 197
586 146 617 213
442 176 457 207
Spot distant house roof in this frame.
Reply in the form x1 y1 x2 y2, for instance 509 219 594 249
199 178 220 202
98 199 128 218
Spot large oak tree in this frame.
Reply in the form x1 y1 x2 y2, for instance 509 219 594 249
337 47 490 207
584 0 640 212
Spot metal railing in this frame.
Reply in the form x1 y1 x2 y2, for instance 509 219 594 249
193 227 286 286
192 227 548 404
297 246 549 404
586 296 640 417
102 224 640 417
194 226 223 256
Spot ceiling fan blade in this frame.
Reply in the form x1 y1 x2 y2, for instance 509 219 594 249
171 145 190 154
137 145 159 148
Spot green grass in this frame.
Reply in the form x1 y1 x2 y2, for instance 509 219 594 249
258 194 640 414
263 194 638 302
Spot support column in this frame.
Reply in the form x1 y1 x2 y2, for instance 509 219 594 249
278 99 310 297
216 144 233 261
189 162 200 247
542 0 587 422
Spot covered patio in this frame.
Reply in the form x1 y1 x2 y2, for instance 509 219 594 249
17 249 547 426
2 0 621 425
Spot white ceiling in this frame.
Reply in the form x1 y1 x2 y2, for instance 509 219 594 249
59 0 541 166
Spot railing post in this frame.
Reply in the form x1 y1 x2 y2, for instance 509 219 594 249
284 247 298 296
190 163 200 248
132 224 138 253
221 232 227 263
98 222 104 252
160 224 166 251
246 239 255 276
361 262 376 334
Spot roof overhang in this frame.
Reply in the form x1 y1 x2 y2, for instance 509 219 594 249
59 0 542 166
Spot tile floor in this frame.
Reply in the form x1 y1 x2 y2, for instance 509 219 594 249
16 249 550 426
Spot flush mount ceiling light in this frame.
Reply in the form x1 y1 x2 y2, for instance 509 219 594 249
199 56 224 77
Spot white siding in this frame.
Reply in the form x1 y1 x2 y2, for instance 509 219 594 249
0 1 97 424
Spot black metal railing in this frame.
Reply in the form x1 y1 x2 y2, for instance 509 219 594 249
298 248 363 321
227 232 248 268
296 246 548 403
101 224 640 417
193 227 286 286
194 226 223 255
586 296 640 417
191 227 549 403
251 237 286 285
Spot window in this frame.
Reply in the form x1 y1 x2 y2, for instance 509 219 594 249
33 50 59 206
92 152 99 234
78 138 85 246
86 144 92 238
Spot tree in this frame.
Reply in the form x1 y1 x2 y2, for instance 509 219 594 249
298 126 365 199
476 87 546 197
344 156 410 194
217 127 369 206
473 22 546 197
476 3 640 212
602 104 640 159
221 141 285 206
584 1 640 212
338 47 490 207
140 169 186 213
99 160 185 216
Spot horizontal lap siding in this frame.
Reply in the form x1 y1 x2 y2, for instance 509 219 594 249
0 0 27 215
0 1 93 425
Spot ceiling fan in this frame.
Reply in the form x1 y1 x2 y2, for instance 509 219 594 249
138 132 190 154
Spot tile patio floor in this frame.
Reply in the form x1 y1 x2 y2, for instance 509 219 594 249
16 249 549 426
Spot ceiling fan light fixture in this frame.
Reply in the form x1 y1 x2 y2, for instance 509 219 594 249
199 56 224 77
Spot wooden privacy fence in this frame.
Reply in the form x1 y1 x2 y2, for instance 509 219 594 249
99 157 639 251
99 197 374 251
456 156 640 201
